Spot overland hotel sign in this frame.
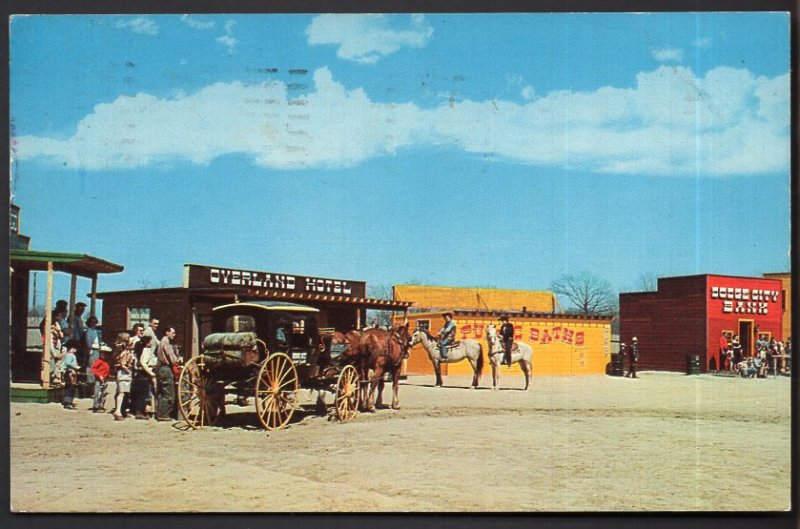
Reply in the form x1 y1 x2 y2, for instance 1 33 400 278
183 264 367 298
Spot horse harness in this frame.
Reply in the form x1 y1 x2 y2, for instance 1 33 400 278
374 328 408 364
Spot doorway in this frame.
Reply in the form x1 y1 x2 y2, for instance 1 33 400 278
738 320 753 357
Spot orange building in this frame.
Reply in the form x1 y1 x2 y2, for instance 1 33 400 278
398 309 612 377
392 285 559 313
763 272 791 341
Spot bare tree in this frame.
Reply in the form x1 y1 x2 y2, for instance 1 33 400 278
366 284 395 328
550 271 617 316
139 278 170 289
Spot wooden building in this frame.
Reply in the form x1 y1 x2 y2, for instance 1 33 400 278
96 263 412 358
400 310 612 377
619 274 784 373
10 250 124 386
392 284 560 313
392 284 611 377
762 272 792 341
8 203 124 392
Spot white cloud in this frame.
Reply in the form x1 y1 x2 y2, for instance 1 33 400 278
693 37 712 49
216 35 238 53
306 14 433 64
180 15 215 30
15 65 789 177
115 17 158 36
216 20 237 52
521 86 536 100
652 48 683 62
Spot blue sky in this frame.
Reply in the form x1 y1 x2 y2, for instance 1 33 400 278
9 13 791 307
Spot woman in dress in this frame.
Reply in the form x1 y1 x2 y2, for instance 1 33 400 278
730 335 743 373
112 333 135 421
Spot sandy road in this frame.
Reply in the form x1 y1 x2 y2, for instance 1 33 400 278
10 371 792 512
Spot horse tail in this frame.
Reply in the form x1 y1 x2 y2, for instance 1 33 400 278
476 342 484 377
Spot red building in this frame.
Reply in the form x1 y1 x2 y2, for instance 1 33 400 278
619 274 784 372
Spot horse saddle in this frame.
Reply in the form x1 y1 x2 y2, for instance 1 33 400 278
446 341 461 350
494 342 518 354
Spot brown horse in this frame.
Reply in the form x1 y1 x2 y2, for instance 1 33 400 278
357 324 411 410
331 330 361 363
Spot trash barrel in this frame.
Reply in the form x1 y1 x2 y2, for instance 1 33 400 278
607 353 625 376
686 354 701 375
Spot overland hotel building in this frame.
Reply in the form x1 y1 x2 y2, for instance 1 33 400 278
97 263 412 358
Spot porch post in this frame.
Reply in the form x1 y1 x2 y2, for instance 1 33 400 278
68 273 77 328
191 303 200 358
41 262 54 389
90 275 98 318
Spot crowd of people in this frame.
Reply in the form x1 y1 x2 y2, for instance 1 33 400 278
41 300 183 421
718 332 791 378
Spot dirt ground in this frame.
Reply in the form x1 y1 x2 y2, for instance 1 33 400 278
10 371 792 512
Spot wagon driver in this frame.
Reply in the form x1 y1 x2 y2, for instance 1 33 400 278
499 314 515 367
438 312 456 361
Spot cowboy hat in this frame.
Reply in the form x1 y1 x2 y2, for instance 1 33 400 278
498 314 509 321
632 336 638 342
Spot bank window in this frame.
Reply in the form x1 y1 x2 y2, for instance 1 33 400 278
128 307 151 329
416 319 430 333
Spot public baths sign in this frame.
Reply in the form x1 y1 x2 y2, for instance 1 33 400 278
183 264 366 298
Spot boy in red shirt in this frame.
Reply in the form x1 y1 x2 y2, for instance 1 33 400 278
90 346 112 413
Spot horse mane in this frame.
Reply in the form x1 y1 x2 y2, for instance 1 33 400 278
419 329 437 341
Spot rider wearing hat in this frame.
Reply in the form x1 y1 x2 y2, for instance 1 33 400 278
438 312 456 360
499 314 514 367
626 336 639 378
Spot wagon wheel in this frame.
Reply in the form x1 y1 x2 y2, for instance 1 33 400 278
255 352 299 430
178 355 221 429
335 364 360 422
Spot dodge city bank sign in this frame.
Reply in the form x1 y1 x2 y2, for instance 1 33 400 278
184 264 366 297
709 284 781 315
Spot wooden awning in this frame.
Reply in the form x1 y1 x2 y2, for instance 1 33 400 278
243 288 413 310
10 250 124 277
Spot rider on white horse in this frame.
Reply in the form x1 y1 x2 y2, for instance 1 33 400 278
499 314 514 367
437 312 456 360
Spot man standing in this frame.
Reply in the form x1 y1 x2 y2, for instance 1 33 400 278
437 312 456 361
626 336 639 378
130 323 145 345
84 316 101 388
72 302 88 369
499 315 515 367
142 317 160 411
719 331 731 372
155 326 181 421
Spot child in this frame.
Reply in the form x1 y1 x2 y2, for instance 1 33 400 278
90 345 112 413
61 340 81 409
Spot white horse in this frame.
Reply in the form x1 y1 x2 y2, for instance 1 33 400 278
409 329 484 388
485 324 532 390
